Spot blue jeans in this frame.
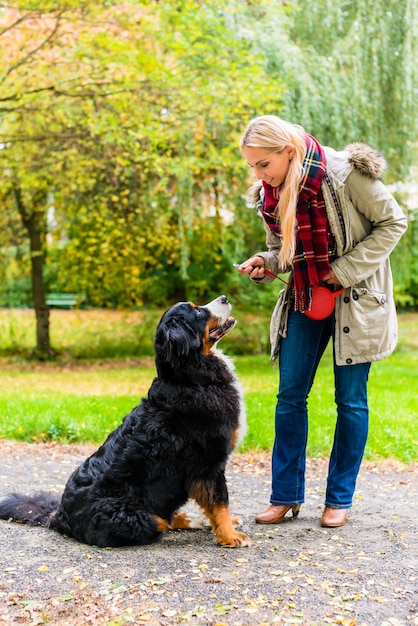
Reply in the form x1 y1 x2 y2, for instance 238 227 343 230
271 310 371 509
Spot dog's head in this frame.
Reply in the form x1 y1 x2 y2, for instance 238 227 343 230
154 295 236 370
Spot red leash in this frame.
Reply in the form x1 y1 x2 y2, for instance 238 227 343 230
233 263 289 286
234 263 344 320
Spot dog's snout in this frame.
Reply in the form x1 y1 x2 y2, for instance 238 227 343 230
205 295 232 320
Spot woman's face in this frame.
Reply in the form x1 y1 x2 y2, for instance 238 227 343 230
242 145 294 187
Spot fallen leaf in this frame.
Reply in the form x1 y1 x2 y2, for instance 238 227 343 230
214 603 233 615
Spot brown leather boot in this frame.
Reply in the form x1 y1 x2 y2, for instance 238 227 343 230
321 507 349 527
255 504 301 524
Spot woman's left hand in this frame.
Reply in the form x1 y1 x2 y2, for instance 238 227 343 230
322 269 341 286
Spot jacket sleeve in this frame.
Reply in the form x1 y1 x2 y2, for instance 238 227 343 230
251 219 292 284
330 170 408 287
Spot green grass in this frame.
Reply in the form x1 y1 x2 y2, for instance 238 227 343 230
236 350 418 463
0 364 152 444
0 311 416 463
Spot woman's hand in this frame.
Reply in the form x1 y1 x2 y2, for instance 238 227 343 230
322 269 341 286
235 256 266 280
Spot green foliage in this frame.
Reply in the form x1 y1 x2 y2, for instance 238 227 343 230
0 0 417 315
0 304 275 359
0 232 32 309
247 0 418 178
47 420 79 443
389 186 418 306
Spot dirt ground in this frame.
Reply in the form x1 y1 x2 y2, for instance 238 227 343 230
0 440 417 626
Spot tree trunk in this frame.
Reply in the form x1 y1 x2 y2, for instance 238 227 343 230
13 185 57 359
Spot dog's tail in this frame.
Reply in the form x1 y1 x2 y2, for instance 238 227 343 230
0 492 61 527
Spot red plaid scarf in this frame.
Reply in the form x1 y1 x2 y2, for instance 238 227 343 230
261 134 335 312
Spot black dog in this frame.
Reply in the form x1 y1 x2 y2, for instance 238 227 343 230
0 296 249 548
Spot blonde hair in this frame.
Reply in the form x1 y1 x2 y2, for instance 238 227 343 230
239 115 306 267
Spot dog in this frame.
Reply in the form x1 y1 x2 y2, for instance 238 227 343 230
0 296 250 548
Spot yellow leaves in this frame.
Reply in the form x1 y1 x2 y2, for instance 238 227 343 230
148 577 171 587
36 565 49 572
137 612 152 621
321 579 336 596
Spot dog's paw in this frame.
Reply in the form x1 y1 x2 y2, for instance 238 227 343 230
218 531 251 548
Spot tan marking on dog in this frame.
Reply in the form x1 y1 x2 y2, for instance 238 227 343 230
189 482 249 547
189 479 214 505
153 516 170 533
203 504 250 548
230 426 240 452
202 325 212 354
202 316 220 354
170 512 192 530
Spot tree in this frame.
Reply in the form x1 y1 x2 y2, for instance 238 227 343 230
0 1 175 353
0 0 417 362
232 0 418 177
1 0 286 322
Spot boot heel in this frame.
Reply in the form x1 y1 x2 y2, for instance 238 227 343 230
255 504 301 524
292 505 301 518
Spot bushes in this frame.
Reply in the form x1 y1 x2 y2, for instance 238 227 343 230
0 245 33 308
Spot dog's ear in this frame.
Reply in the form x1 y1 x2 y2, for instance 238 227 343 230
155 319 201 367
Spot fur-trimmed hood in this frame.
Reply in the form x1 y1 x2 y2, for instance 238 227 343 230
344 142 387 180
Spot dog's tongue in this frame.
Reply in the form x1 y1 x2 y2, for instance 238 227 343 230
209 317 236 341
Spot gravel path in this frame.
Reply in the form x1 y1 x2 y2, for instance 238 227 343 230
0 441 417 625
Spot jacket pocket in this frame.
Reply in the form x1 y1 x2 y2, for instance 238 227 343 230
347 287 388 356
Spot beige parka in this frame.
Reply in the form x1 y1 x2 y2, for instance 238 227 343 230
251 142 408 366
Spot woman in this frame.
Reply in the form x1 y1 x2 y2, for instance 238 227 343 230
236 115 407 527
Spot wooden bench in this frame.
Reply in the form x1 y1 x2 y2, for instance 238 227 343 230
46 293 84 309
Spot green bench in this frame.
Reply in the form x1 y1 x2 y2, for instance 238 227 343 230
46 293 84 309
